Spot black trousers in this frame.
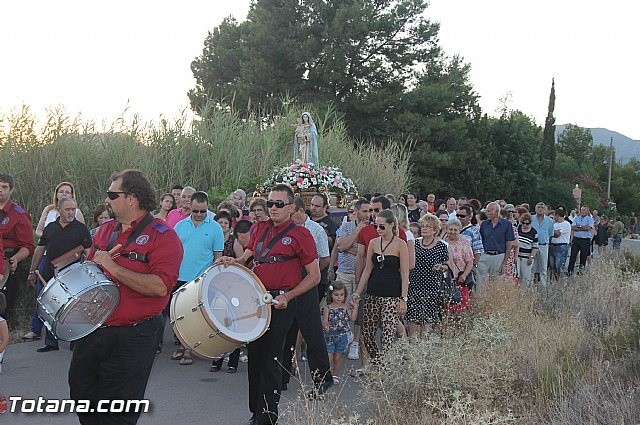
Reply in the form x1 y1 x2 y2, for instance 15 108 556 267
68 316 162 425
248 304 295 425
568 237 590 273
1 271 22 321
281 288 332 386
212 346 241 369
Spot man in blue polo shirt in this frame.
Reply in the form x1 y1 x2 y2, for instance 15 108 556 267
170 191 224 364
567 205 594 275
531 202 554 287
478 202 516 289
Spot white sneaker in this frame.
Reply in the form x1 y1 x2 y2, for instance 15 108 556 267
239 353 248 363
347 342 360 360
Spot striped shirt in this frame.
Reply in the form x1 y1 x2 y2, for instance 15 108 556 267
517 225 539 259
460 224 485 255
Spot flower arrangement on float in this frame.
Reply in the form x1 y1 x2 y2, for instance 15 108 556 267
262 160 357 196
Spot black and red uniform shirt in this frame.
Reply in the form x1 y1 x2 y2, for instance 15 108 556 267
247 218 317 291
0 199 34 255
90 215 183 326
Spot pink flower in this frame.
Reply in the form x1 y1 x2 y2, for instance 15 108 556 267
291 164 298 170
297 177 303 184
320 170 328 175
310 170 316 176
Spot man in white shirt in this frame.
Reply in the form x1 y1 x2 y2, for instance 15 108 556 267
549 209 572 281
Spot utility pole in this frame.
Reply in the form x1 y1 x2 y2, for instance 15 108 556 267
607 136 613 199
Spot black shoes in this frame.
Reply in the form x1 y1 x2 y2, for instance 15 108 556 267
306 379 334 399
36 346 59 353
227 366 237 374
210 364 221 372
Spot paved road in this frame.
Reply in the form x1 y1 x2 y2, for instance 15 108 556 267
2 325 362 424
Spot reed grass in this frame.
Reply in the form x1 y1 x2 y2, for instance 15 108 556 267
0 102 411 218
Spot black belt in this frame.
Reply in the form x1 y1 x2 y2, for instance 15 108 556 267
268 289 290 298
574 237 590 240
257 255 296 264
121 252 148 263
550 243 568 246
100 315 161 328
485 251 504 255
3 248 17 257
538 243 548 246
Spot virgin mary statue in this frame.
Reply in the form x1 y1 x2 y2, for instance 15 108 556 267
293 112 319 165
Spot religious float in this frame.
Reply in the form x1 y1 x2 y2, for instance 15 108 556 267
256 112 358 208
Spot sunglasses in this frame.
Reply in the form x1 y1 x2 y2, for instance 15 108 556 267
106 191 127 200
192 209 207 214
439 218 448 222
372 208 381 213
456 213 467 218
266 200 291 209
372 223 387 230
348 210 355 214
522 221 531 225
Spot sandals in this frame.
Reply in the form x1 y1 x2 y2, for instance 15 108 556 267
171 348 185 360
349 368 365 378
179 351 193 365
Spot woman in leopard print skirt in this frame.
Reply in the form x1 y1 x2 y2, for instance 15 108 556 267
353 210 410 362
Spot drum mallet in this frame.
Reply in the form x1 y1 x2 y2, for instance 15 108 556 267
34 270 49 287
262 293 280 305
108 244 122 256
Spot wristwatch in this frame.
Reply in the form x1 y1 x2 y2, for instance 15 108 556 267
401 296 408 302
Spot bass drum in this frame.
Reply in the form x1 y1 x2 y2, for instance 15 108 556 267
37 261 120 341
170 263 272 360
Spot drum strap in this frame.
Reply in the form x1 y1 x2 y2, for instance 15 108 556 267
255 222 297 264
106 213 154 254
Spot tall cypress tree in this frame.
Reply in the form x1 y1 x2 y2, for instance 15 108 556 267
541 78 556 175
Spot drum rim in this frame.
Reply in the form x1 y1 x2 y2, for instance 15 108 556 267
40 281 120 341
198 263 272 342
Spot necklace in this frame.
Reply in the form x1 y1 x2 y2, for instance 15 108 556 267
380 236 395 254
421 236 436 248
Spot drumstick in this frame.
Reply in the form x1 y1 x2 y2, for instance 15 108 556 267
262 293 280 305
34 270 48 286
108 244 122 256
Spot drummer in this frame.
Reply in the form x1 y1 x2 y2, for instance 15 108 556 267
217 183 320 425
0 173 34 320
69 169 183 425
27 197 92 352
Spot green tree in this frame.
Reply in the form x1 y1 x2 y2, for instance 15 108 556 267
188 0 442 139
540 78 556 175
557 124 593 167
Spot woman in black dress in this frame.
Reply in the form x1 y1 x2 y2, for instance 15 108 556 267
406 214 449 338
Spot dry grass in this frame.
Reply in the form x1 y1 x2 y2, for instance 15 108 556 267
282 255 640 424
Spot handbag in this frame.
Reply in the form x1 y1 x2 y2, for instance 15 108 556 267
443 265 462 304
458 271 476 290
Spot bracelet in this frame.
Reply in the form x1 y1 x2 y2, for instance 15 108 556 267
352 293 360 300
282 293 289 302
28 271 35 275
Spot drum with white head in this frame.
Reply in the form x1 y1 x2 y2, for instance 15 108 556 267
170 263 272 359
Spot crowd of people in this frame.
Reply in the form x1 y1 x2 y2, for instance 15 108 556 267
0 170 634 423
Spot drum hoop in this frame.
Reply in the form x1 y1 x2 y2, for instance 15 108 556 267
197 263 272 341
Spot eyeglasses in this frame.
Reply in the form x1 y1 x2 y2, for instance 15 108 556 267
372 223 387 230
522 221 531 225
106 191 127 200
192 209 207 214
348 210 355 214
250 208 264 212
267 200 291 209
456 213 467 218
421 224 436 229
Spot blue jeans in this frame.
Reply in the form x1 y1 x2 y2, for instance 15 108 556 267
324 332 348 354
549 244 569 272
613 235 622 250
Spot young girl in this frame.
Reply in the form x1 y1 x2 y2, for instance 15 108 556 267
322 282 357 382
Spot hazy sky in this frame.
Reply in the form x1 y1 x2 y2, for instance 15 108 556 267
1 1 638 139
